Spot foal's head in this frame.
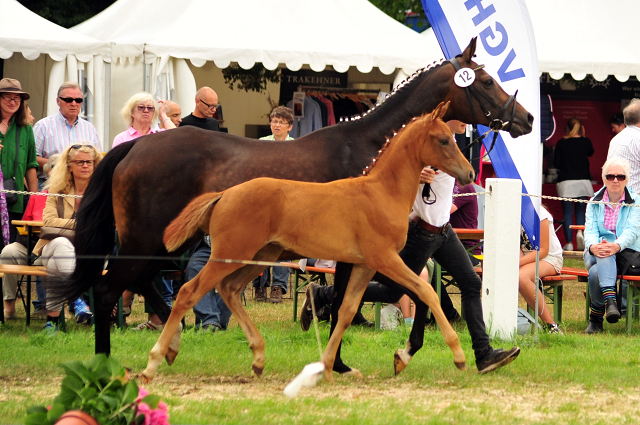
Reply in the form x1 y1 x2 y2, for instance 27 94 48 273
417 102 475 186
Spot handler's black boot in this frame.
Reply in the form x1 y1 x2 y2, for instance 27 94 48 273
476 347 520 374
585 319 603 334
605 300 620 323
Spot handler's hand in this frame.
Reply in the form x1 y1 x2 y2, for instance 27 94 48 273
420 167 436 184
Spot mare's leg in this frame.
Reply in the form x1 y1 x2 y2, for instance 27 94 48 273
142 260 242 383
373 254 466 371
322 264 376 382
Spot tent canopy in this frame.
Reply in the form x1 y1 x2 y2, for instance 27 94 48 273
527 0 640 81
0 0 110 62
71 0 441 75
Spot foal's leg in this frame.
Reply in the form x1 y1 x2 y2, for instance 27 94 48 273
375 255 466 371
141 261 241 383
215 244 283 377
321 264 376 382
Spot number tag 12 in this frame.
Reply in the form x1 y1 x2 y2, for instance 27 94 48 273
454 68 475 87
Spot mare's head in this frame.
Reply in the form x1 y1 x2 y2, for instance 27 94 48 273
442 38 533 138
416 102 475 185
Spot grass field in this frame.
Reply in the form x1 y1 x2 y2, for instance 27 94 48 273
2 259 640 424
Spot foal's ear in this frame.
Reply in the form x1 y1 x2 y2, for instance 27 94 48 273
433 101 450 121
462 37 477 64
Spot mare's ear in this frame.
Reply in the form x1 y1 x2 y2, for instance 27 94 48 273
432 101 449 121
462 37 477 64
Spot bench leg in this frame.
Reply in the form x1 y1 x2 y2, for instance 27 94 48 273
554 285 563 323
585 282 591 322
375 302 381 330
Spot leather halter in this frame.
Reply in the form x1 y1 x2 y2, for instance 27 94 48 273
448 57 518 160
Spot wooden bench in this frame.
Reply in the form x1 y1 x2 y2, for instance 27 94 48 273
0 265 122 330
560 266 640 332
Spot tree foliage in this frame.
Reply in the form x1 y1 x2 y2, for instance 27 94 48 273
368 0 427 24
18 0 116 28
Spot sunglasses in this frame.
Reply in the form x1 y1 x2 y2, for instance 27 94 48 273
59 97 84 104
70 144 95 150
605 174 626 182
70 160 95 166
136 105 155 112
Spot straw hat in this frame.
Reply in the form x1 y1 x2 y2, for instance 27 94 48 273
0 78 30 100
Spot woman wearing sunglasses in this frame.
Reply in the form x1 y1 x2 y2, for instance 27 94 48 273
30 144 102 331
112 92 176 148
584 157 640 333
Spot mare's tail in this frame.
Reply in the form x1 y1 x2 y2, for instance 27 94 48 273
164 192 223 252
46 142 138 306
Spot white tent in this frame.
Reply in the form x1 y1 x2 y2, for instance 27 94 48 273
72 0 438 75
0 0 112 142
527 0 640 82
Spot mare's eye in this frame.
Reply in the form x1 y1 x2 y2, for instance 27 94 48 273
483 78 494 88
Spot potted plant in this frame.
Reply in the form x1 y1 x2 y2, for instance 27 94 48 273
25 354 169 425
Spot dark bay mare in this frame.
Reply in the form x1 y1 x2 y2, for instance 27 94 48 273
49 38 533 357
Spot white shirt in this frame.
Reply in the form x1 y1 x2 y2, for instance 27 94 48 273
33 111 102 157
608 125 640 193
412 171 454 227
539 206 563 259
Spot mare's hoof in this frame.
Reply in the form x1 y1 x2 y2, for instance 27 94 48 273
454 361 467 371
165 348 178 366
393 349 411 375
252 365 264 378
343 368 363 379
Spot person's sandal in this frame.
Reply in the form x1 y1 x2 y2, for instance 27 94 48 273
131 320 163 331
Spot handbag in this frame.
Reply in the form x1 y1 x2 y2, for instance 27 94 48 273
3 126 20 205
38 196 75 243
616 248 640 277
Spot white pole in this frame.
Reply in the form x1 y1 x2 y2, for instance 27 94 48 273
482 178 522 339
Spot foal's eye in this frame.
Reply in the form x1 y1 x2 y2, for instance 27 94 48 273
439 137 449 146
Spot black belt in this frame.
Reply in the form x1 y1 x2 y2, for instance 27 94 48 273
411 217 450 235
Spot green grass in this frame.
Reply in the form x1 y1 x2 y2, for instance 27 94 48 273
2 271 640 424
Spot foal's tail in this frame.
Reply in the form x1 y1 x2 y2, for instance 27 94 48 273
46 141 139 307
164 192 224 252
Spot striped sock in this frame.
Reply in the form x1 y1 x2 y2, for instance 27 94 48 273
590 305 605 321
601 286 617 303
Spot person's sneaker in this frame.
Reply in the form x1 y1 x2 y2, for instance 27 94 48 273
476 347 520 374
576 230 585 251
300 283 320 332
33 307 48 319
351 311 374 328
563 242 574 251
131 320 163 331
255 287 267 302
3 310 17 320
74 298 93 324
547 323 564 335
202 324 222 333
270 286 284 304
42 321 58 334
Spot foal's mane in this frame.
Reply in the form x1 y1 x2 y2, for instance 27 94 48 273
337 59 447 125
361 114 432 176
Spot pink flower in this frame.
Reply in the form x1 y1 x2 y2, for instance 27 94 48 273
136 387 150 403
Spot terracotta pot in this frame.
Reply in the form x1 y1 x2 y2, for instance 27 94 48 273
55 410 99 425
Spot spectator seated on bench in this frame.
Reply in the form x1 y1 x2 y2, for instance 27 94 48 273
583 158 640 334
519 205 564 334
36 144 102 332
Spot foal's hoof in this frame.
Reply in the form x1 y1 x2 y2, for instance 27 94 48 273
251 365 264 378
165 348 178 366
140 372 153 384
454 361 467 371
343 368 363 379
394 349 411 375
